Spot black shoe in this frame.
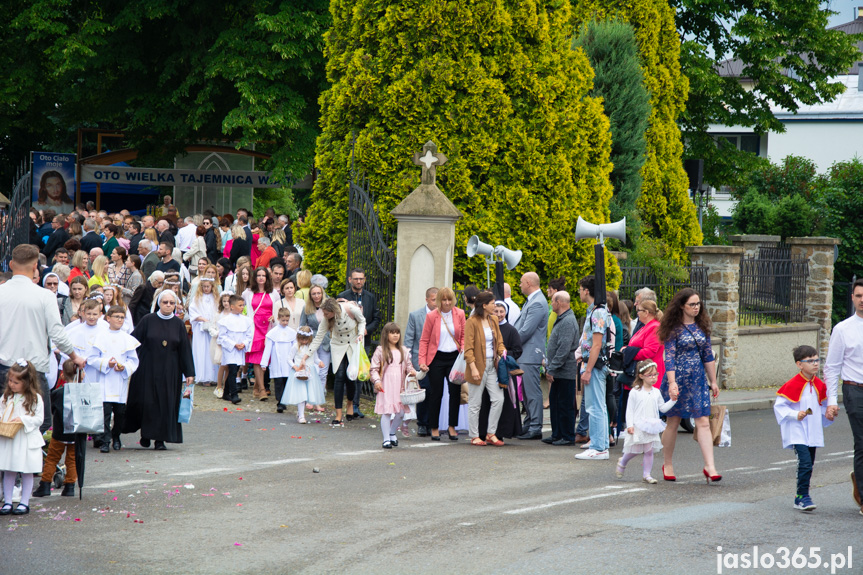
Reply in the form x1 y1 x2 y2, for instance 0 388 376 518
0 504 12 516
61 483 75 497
541 437 557 444
390 438 399 447
417 425 429 437
222 394 234 402
113 440 122 451
430 434 441 441
11 503 29 515
517 432 542 440
448 433 458 441
139 437 151 448
100 443 110 453
277 405 285 413
154 441 167 451
382 440 392 449
345 414 355 421
552 439 576 446
232 397 241 405
33 480 52 497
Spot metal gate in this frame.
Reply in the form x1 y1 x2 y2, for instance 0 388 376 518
345 156 395 397
1 165 32 271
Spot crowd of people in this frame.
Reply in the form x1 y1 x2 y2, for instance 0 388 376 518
0 198 861 520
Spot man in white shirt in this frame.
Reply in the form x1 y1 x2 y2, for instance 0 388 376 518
503 282 520 325
0 245 86 432
823 278 863 514
174 216 197 251
404 287 438 437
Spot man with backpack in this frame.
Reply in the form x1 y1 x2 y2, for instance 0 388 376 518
575 275 611 460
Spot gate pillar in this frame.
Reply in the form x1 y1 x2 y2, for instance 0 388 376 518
391 141 462 328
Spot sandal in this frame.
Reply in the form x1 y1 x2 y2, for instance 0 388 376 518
331 419 343 427
486 435 505 447
471 438 487 446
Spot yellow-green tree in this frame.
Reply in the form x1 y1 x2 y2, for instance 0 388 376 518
298 0 620 296
573 0 702 263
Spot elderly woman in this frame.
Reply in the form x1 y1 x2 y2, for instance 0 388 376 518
123 290 195 451
52 264 71 295
463 291 506 446
297 298 366 426
418 287 466 441
658 288 720 483
130 270 165 325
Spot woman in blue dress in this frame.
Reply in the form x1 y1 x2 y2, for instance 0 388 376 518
657 288 721 483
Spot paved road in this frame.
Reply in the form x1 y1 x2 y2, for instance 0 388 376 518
4 400 860 575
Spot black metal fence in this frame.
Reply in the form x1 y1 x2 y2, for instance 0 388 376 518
0 165 32 271
617 263 709 311
738 244 808 325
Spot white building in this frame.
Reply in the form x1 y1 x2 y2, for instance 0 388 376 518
707 17 863 217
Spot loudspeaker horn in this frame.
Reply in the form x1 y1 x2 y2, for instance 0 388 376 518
574 216 626 244
467 235 494 258
494 246 522 270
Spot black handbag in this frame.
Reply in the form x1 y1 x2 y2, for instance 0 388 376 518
608 350 625 374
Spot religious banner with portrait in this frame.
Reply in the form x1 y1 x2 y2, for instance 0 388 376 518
31 151 77 214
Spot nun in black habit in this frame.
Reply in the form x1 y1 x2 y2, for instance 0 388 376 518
478 301 523 439
123 289 195 450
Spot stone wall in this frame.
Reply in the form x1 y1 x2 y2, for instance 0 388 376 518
737 323 820 388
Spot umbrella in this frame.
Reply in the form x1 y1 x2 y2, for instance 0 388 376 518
74 433 87 500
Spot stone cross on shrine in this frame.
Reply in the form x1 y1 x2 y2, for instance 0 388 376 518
412 140 448 185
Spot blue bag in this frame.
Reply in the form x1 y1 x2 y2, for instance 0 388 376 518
497 355 520 388
178 383 194 424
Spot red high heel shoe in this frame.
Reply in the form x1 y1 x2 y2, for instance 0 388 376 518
703 468 722 483
662 465 676 482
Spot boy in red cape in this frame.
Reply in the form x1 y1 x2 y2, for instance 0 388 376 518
774 345 833 512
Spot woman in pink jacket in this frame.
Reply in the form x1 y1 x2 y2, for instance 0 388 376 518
629 300 664 385
418 287 465 441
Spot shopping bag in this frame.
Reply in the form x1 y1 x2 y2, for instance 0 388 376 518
357 347 371 382
718 409 731 448
178 383 194 424
63 380 104 434
448 351 467 385
693 403 726 447
209 334 222 364
346 343 361 381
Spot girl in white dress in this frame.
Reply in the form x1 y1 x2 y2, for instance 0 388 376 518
616 360 678 484
102 284 133 333
281 327 326 423
189 278 220 385
0 360 45 516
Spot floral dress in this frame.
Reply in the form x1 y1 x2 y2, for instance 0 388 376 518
660 323 714 419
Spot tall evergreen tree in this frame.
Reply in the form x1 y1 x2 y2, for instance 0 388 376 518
574 19 650 223
300 0 619 294
573 0 702 263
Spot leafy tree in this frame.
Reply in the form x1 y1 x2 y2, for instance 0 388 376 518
299 0 619 299
731 155 825 238
671 0 862 185
0 1 330 187
573 19 650 223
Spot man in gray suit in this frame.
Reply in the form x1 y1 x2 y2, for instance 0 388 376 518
514 272 549 439
138 239 159 281
404 287 438 437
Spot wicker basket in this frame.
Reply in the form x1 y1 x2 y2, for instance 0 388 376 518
0 421 22 439
400 375 426 406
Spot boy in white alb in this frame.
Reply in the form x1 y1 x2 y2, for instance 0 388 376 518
774 345 833 512
261 307 297 413
87 305 140 453
65 299 108 385
218 295 254 405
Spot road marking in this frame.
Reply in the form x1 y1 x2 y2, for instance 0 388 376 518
253 458 313 465
172 467 236 476
408 443 449 448
724 466 756 472
740 467 781 474
825 450 854 456
607 502 751 528
604 485 628 489
770 459 798 465
504 488 647 515
336 450 383 456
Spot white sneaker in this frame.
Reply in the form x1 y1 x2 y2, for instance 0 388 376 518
579 442 590 449
575 449 609 460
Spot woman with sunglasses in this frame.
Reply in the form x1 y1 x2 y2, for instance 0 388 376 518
656 288 720 483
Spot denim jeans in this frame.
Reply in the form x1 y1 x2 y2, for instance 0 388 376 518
584 365 609 451
794 444 817 497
